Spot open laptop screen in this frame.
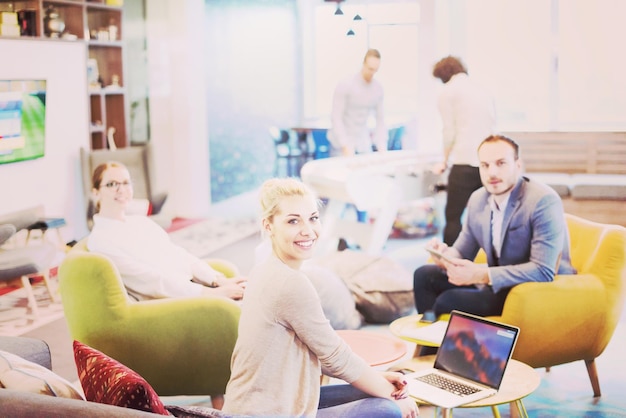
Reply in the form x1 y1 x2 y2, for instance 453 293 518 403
434 311 519 389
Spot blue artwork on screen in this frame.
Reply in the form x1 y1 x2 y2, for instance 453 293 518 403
0 79 47 165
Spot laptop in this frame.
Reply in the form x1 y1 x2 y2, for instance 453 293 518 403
405 310 520 409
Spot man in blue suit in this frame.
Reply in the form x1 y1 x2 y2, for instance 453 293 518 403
413 134 576 317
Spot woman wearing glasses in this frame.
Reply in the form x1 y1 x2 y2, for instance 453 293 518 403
88 161 247 302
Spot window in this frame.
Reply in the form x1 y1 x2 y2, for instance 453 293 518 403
458 0 626 131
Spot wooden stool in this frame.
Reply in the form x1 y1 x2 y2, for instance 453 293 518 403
0 243 58 317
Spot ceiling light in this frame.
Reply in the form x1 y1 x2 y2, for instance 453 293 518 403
334 5 344 15
346 29 355 36
353 14 362 20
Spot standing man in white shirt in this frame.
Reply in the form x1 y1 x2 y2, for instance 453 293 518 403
328 49 387 156
431 56 497 245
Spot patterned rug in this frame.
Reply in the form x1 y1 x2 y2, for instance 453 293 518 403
0 275 64 337
168 216 260 258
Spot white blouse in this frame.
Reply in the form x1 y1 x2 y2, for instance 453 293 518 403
88 215 218 300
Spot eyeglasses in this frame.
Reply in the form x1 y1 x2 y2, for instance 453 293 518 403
102 180 133 191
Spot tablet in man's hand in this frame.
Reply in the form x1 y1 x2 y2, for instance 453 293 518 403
425 246 455 263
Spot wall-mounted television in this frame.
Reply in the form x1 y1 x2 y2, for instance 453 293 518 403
0 79 47 165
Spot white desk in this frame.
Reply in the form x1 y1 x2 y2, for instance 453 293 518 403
300 150 440 255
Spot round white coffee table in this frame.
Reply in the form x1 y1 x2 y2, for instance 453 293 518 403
392 355 541 418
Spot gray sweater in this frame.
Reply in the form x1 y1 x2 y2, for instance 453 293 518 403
223 255 368 417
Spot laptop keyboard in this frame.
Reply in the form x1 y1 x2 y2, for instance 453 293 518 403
417 373 481 396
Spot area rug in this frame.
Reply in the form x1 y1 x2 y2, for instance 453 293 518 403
0 277 64 337
168 216 260 258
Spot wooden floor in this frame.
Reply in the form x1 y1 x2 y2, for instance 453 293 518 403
562 199 625 227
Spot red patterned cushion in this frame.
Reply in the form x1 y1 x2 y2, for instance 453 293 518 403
73 340 169 415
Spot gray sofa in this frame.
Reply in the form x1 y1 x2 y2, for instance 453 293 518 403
0 335 52 370
0 388 161 417
525 172 626 200
0 336 161 417
507 131 626 227
0 337 238 417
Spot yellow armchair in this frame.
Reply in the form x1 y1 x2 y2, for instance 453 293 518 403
58 239 241 398
488 214 626 397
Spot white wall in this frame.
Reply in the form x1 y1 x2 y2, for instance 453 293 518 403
145 0 211 218
0 39 90 241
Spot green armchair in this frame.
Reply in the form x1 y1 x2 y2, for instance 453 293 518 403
57 240 241 398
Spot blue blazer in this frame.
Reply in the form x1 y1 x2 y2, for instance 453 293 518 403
454 177 576 293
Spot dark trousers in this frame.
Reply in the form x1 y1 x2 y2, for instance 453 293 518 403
413 264 510 317
443 164 483 245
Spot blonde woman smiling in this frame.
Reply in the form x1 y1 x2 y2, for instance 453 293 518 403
223 178 418 418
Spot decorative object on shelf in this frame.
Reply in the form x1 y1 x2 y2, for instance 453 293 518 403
108 20 118 41
0 11 18 24
87 59 100 90
17 9 36 36
0 11 19 37
97 28 109 41
0 11 17 23
43 5 65 38
107 127 117 150
104 74 122 91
